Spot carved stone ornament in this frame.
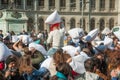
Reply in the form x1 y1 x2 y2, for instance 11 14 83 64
11 11 22 19
0 12 3 18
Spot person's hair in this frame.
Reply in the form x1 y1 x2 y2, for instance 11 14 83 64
53 49 71 66
63 52 71 61
18 41 26 47
91 57 101 71
84 58 95 72
19 55 34 75
10 31 15 35
50 62 72 80
53 49 65 66
56 62 72 77
23 47 31 55
5 55 19 68
0 30 3 32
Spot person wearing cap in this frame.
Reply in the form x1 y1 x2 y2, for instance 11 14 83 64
45 10 65 56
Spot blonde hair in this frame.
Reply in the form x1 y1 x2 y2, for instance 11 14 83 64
19 55 34 75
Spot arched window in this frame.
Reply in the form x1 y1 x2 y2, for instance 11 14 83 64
70 18 75 29
27 0 33 6
13 0 21 5
49 0 55 8
38 0 44 7
27 18 34 32
1 0 8 4
90 18 95 30
60 0 66 7
80 18 85 30
80 0 86 9
109 18 114 30
60 18 65 28
99 19 105 31
91 0 96 10
100 0 105 10
38 18 44 31
70 0 76 8
109 0 115 10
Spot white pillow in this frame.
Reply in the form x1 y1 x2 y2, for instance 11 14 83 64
45 10 61 24
0 42 13 61
84 29 99 42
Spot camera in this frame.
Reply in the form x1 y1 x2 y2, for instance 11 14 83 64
8 68 17 72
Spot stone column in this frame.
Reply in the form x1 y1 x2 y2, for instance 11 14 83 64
117 0 120 25
96 0 100 12
0 0 1 8
55 0 60 10
66 0 70 11
45 0 49 10
23 0 26 10
34 0 38 33
106 0 110 12
76 0 80 11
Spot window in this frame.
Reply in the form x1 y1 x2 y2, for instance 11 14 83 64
109 18 114 29
15 0 21 5
38 18 44 31
109 0 115 10
38 0 44 6
80 18 85 30
27 0 33 6
49 0 55 7
60 0 66 7
90 18 95 30
99 19 105 31
27 18 34 32
91 0 95 9
80 0 86 9
60 18 65 28
1 0 8 4
70 0 76 7
70 18 75 29
100 0 105 10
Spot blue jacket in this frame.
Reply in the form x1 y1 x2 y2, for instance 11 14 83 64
23 70 41 80
111 77 118 80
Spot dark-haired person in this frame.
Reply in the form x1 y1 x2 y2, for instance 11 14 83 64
4 55 24 80
50 62 73 80
75 58 103 80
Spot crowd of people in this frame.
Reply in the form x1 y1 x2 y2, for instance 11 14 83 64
0 10 120 80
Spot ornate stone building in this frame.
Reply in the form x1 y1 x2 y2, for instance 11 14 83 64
0 0 119 33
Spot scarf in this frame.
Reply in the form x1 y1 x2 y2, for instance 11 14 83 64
56 72 67 80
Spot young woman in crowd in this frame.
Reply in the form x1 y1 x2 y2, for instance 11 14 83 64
40 49 71 76
75 58 104 80
4 55 23 80
50 62 73 80
19 55 43 80
13 38 26 55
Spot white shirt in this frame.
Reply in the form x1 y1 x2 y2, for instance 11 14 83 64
47 29 64 49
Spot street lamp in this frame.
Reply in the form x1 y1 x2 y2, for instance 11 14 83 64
81 0 84 28
34 0 38 33
81 0 91 31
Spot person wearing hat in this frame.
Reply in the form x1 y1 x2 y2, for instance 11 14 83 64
45 10 65 56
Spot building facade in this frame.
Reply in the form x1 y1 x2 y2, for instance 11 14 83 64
0 0 120 33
